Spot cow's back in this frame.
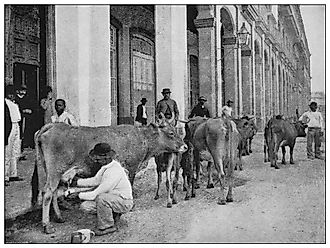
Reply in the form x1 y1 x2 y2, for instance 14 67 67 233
269 118 298 144
39 123 148 174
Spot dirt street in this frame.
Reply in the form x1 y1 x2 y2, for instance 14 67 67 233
5 133 325 243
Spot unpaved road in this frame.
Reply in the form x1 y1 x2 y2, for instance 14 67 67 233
5 134 325 243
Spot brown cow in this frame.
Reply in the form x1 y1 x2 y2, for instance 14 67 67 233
31 122 187 234
264 116 307 169
180 117 240 204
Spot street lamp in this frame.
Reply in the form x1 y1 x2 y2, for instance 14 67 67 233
237 22 250 47
221 22 251 59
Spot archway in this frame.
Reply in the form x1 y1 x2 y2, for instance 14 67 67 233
220 7 236 109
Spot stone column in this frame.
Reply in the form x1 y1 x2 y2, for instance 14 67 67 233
255 55 263 130
46 6 57 94
55 5 111 126
117 25 131 124
194 5 217 117
241 49 252 115
155 5 188 119
251 21 256 116
261 34 266 129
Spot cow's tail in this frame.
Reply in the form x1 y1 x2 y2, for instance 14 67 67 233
31 125 51 208
227 121 235 177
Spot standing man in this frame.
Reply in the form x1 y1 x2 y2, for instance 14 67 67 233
5 85 23 185
188 96 210 119
40 86 53 125
66 143 133 236
15 85 36 150
156 88 179 126
299 101 324 160
135 97 148 126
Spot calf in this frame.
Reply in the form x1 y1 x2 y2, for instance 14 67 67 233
264 116 307 169
32 122 187 234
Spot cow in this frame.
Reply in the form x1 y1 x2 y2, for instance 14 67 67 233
233 117 258 156
154 121 186 208
180 116 240 203
31 122 187 234
264 116 307 169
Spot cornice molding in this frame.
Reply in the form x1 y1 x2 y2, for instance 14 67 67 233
194 17 215 29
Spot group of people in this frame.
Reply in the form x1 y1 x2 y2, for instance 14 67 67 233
5 84 77 186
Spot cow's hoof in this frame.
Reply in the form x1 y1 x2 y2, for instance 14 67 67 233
184 195 190 201
275 165 280 169
239 167 243 171
170 193 173 199
154 195 159 200
191 193 196 198
55 217 65 223
290 161 295 164
282 161 286 165
172 199 178 205
183 187 187 192
270 164 275 168
44 224 56 234
217 199 226 205
226 197 233 202
167 202 172 208
249 150 252 154
206 184 214 189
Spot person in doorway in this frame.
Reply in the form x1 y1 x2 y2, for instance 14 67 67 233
188 96 211 119
135 97 148 126
5 85 24 186
65 143 134 236
40 86 53 125
51 99 78 126
15 85 36 150
299 101 324 160
155 88 179 126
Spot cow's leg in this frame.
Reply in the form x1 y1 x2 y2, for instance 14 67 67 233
154 165 162 200
42 188 56 234
128 170 137 198
248 138 253 154
281 146 286 165
206 161 214 188
289 142 295 164
272 138 281 169
52 189 65 223
172 156 180 205
226 175 233 202
165 153 175 208
193 150 201 189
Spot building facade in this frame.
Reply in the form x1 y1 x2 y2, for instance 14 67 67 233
4 5 311 130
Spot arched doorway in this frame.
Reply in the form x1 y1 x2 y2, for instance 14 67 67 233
220 8 236 109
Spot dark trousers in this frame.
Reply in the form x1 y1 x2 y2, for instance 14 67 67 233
307 127 322 157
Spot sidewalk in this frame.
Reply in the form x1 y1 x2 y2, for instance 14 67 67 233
5 149 35 220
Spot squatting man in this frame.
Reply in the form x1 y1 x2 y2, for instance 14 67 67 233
64 143 134 236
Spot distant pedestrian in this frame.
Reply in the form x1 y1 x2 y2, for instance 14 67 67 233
135 98 148 126
5 85 24 186
51 99 78 126
299 101 324 160
188 96 210 119
222 99 234 119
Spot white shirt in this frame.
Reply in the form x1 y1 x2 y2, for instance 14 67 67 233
78 160 133 201
51 111 78 126
222 105 233 117
142 105 147 119
299 111 324 129
5 98 21 123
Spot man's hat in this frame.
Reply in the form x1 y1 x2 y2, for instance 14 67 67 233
198 96 207 102
141 97 147 103
161 88 171 94
88 143 116 161
309 101 317 107
227 99 234 104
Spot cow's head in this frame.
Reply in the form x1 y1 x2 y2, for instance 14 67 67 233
294 121 307 137
148 123 188 154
